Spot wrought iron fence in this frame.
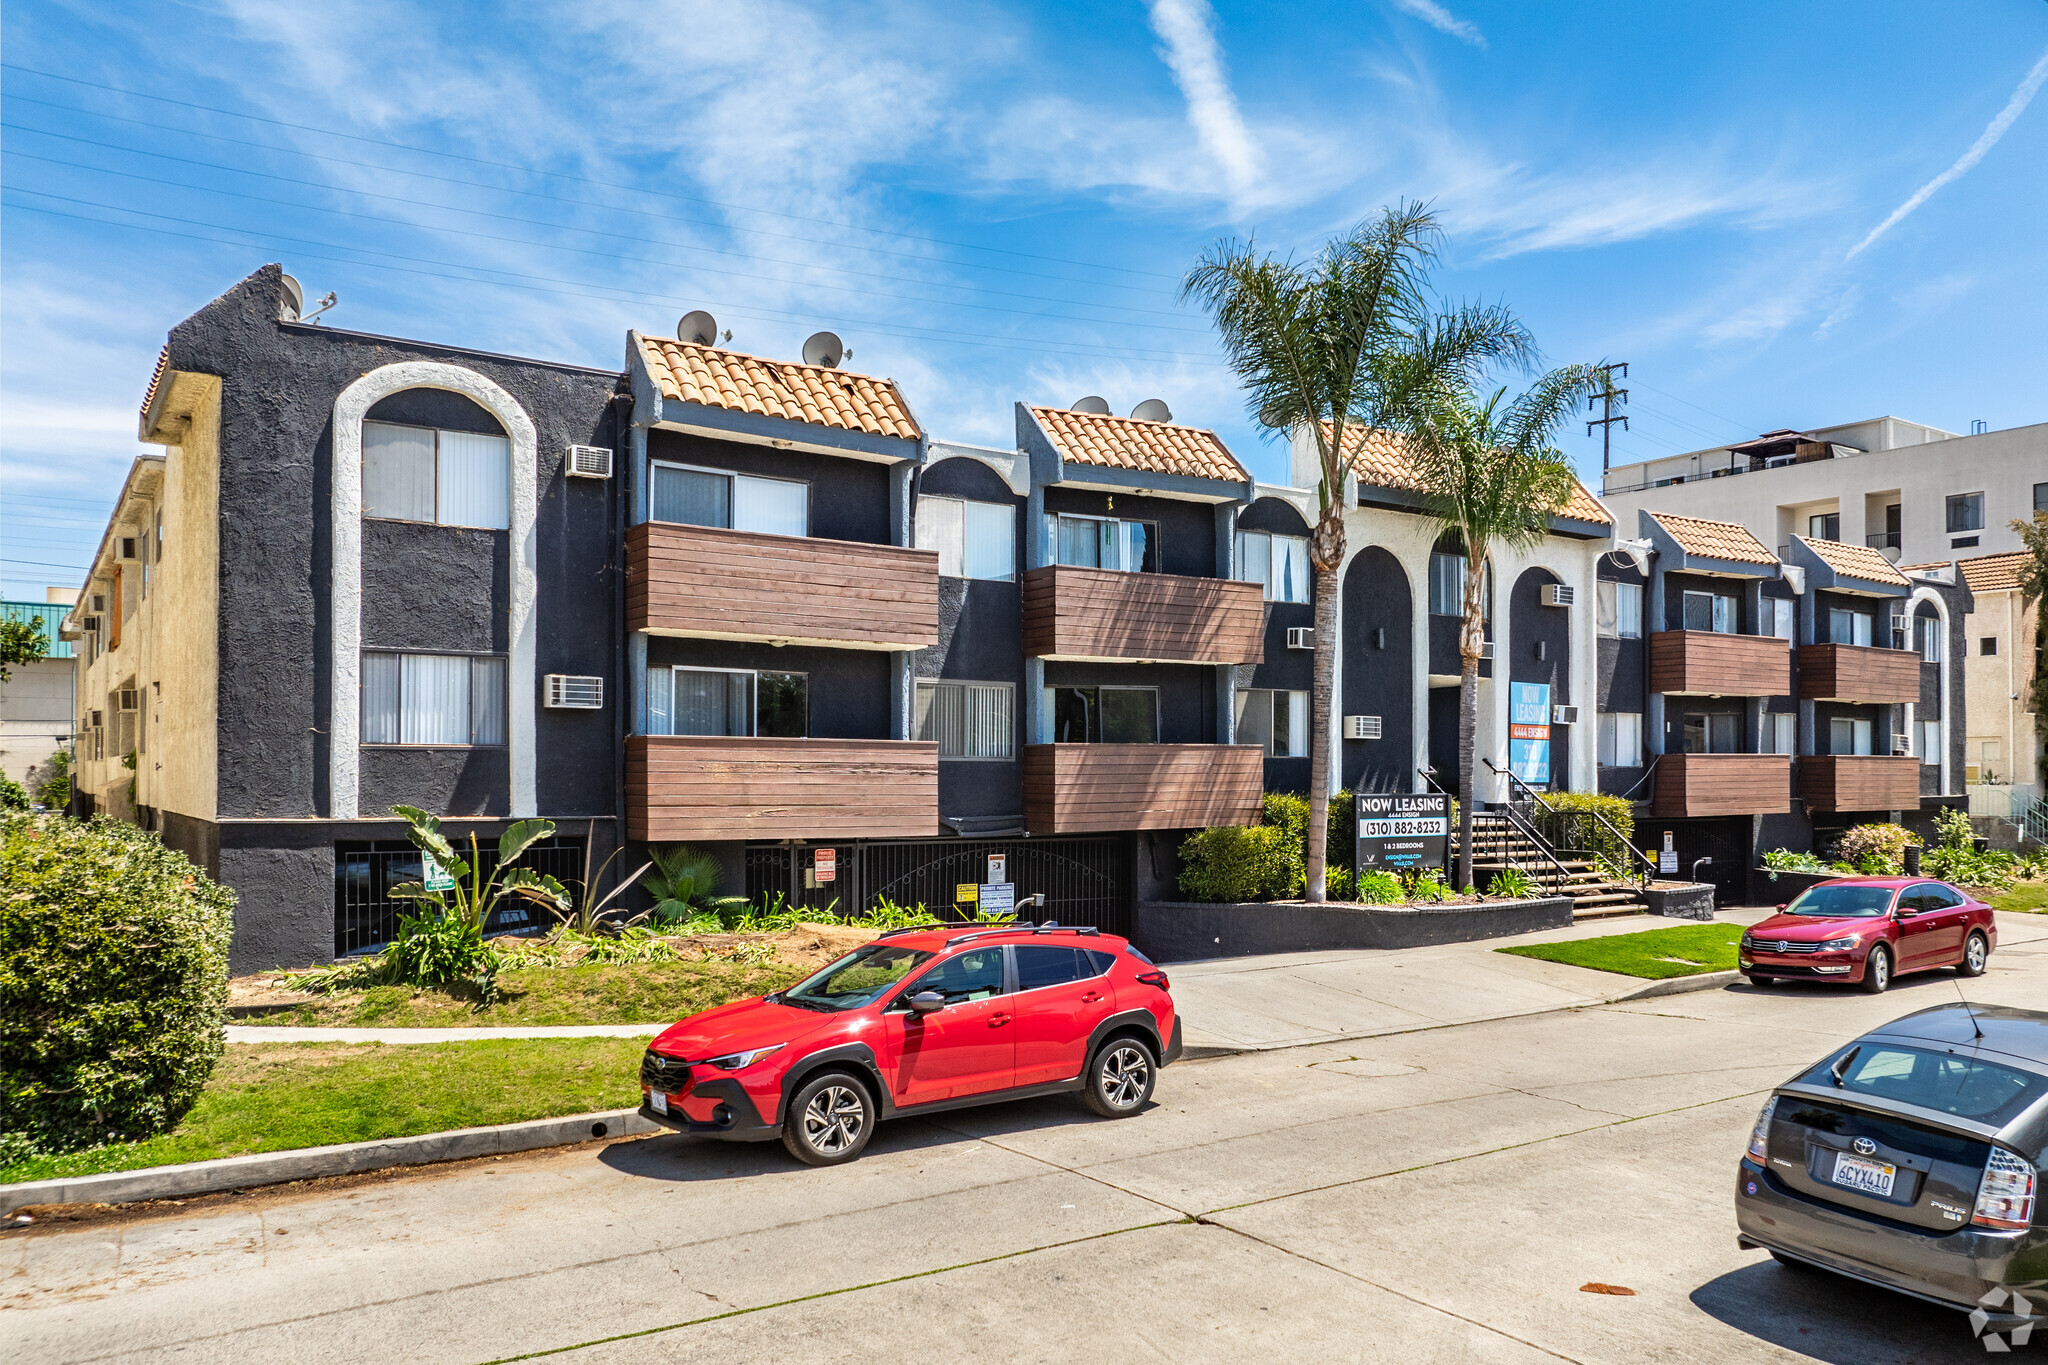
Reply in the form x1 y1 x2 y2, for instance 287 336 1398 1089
333 837 586 956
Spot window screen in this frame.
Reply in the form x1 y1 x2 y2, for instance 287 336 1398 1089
363 421 509 529
437 430 512 529
652 465 729 527
361 652 505 745
733 475 807 537
916 497 1015 580
363 422 437 523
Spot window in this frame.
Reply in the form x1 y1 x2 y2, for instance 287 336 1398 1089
784 944 932 1012
915 681 1014 759
1015 946 1091 991
1235 689 1307 757
1682 712 1740 754
1829 716 1875 756
1235 531 1310 603
1050 514 1156 572
1980 636 1999 657
2036 481 2047 514
1915 719 1942 765
1828 606 1873 646
1808 512 1840 541
361 652 506 745
904 946 1007 1005
1595 581 1643 639
1045 686 1157 743
1798 1045 2048 1128
1916 617 1943 662
1945 492 1984 534
651 461 807 537
1598 712 1643 767
1428 552 1463 616
646 666 807 737
916 497 1016 580
1682 590 1737 634
363 421 511 529
1760 597 1796 640
1770 712 1798 755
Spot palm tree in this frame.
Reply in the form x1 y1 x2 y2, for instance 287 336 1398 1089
1403 366 1599 891
1182 203 1531 901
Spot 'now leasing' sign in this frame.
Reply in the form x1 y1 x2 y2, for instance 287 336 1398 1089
1354 792 1450 873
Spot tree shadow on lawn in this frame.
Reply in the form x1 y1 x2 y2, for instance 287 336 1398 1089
1691 1258 1980 1363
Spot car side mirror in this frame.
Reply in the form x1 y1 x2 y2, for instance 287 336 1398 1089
1775 904 1786 912
909 991 946 1014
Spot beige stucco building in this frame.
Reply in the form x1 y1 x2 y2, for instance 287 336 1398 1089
1929 552 2041 801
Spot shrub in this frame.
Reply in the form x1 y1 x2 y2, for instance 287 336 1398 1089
1833 823 1913 875
1260 791 1356 873
0 813 234 1153
1530 792 1635 865
31 749 71 812
1404 867 1453 901
1354 870 1404 905
1485 867 1537 900
1178 825 1294 903
0 772 26 810
1762 848 1838 874
1931 805 1975 851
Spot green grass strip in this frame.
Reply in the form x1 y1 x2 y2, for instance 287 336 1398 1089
234 960 800 1028
1495 922 1746 980
1989 883 2048 915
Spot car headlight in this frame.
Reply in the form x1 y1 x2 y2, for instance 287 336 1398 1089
702 1045 784 1071
1819 937 1859 951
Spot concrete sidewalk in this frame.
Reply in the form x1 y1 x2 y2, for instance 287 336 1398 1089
1167 907 2048 1055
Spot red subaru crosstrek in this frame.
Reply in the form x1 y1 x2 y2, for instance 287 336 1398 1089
637 922 1182 1165
1740 877 1996 993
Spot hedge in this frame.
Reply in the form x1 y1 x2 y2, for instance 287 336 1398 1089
1529 791 1635 866
1 813 235 1154
1176 825 1295 903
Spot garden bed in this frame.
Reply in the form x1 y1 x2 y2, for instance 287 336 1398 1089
1135 896 1573 962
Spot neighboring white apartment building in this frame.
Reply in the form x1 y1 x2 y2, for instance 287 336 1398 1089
0 589 78 792
1602 416 2047 567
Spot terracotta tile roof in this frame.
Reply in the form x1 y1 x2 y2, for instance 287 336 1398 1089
1647 511 1777 565
638 337 920 441
137 344 171 429
1903 551 2029 595
1030 405 1247 482
1328 423 1612 525
1798 536 1910 586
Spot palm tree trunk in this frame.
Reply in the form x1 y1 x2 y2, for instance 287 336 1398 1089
1457 656 1477 894
1305 559 1341 902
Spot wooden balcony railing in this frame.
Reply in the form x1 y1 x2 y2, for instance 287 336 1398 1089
1648 753 1793 818
1796 643 1920 704
1021 565 1265 665
627 735 938 841
1798 755 1922 812
627 521 939 651
1021 743 1263 834
1648 631 1791 697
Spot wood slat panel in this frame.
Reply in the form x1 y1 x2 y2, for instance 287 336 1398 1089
1021 743 1263 833
1798 755 1922 812
1648 753 1793 818
627 735 938 841
627 521 939 649
1019 565 1265 664
1796 643 1920 703
1647 631 1791 696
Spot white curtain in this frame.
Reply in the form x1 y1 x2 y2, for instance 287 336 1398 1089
436 429 511 530
1110 520 1147 572
361 653 401 743
734 475 807 537
401 653 471 744
363 422 436 522
1276 537 1309 603
1282 691 1307 757
469 657 506 745
916 498 964 576
652 466 729 527
1056 516 1098 568
1235 531 1269 594
646 663 674 735
962 501 1014 581
675 669 751 736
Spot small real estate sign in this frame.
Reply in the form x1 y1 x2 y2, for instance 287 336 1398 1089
1508 682 1552 786
1355 792 1450 873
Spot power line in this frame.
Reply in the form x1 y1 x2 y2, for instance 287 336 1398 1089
0 66 1177 281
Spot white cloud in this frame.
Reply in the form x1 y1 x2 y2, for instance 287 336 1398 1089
1145 0 1263 205
1388 0 1485 49
1847 44 2048 260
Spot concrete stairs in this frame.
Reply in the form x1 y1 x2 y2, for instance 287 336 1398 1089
1460 815 1649 922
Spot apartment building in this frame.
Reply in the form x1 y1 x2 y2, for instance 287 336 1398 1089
0 591 76 788
1591 509 1973 901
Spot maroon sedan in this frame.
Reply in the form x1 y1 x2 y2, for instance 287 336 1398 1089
1740 877 1995 993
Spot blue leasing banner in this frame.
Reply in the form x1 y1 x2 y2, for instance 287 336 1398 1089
1508 682 1552 785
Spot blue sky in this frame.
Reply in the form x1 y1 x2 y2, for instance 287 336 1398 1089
5 0 2046 600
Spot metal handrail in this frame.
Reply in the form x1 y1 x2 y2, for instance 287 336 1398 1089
1485 758 1656 888
1426 767 1575 890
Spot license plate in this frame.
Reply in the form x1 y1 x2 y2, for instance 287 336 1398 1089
1831 1151 1895 1197
649 1090 668 1115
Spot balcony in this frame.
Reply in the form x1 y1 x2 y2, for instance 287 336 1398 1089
627 735 938 841
1648 631 1791 697
1798 755 1922 813
1648 753 1793 818
1021 565 1264 665
1022 743 1263 834
627 521 939 651
1864 530 1902 564
1796 643 1920 703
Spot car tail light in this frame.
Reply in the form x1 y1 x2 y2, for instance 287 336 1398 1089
1136 970 1170 990
1746 1097 1776 1164
1972 1147 2037 1230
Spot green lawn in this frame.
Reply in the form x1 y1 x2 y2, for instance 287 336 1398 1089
2 1037 650 1186
1988 883 2048 915
232 960 803 1028
1496 923 1747 980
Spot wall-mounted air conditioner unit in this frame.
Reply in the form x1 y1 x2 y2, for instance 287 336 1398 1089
1891 733 1913 756
1286 626 1314 650
115 688 140 711
544 674 605 709
1343 715 1382 740
566 445 614 479
1478 641 1495 660
1541 584 1574 608
1552 705 1578 724
82 615 102 635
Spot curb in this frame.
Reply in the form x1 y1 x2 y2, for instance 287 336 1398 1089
1 1108 661 1217
1610 970 1743 1001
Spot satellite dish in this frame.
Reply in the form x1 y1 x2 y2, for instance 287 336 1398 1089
279 273 304 322
1072 395 1111 415
1130 398 1173 423
678 310 719 346
802 331 845 368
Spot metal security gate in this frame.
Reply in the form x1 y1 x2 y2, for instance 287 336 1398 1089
334 837 585 956
744 837 1134 936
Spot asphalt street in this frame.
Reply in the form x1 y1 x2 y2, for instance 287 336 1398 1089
7 922 2045 1364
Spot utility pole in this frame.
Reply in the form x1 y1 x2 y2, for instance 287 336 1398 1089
1586 361 1629 475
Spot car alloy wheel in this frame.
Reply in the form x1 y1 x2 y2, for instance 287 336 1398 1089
1859 945 1891 995
1960 931 1989 978
1084 1039 1155 1117
782 1072 874 1166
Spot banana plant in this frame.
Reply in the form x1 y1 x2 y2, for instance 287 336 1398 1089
387 804 571 933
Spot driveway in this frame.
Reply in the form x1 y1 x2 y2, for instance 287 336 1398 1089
7 916 2043 1363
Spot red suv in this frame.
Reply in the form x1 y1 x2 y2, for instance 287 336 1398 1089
1740 877 1996 993
637 923 1182 1165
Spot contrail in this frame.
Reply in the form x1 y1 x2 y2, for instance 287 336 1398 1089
1847 43 2048 260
